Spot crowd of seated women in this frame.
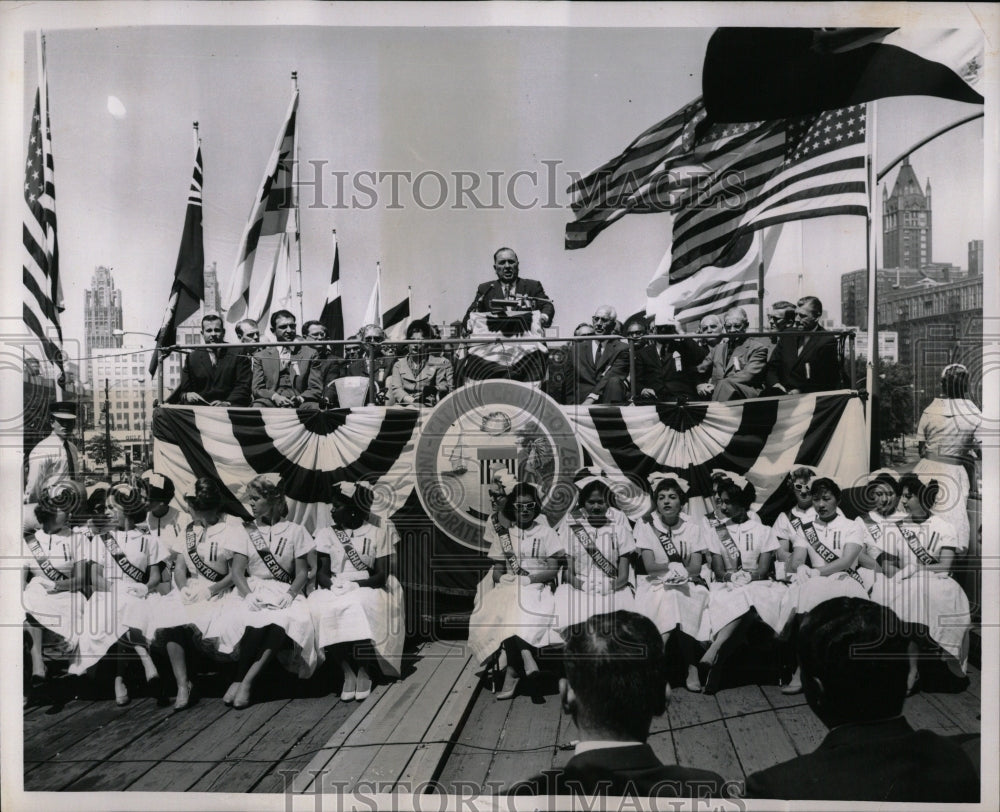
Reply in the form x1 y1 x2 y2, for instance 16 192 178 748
468 463 974 700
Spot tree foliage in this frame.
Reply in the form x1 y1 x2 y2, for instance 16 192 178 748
877 361 914 443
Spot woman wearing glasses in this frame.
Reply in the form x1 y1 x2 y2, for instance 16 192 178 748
469 475 564 700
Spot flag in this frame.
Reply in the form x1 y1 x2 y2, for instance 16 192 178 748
565 97 708 249
23 44 64 380
382 294 411 342
150 143 204 376
668 105 867 283
463 311 548 383
362 266 381 329
319 231 344 340
223 89 298 324
703 28 984 123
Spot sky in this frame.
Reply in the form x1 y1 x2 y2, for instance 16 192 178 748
12 14 991 369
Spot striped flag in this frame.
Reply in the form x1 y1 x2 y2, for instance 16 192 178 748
223 89 298 324
150 142 204 376
668 105 868 283
23 41 64 380
565 97 708 249
319 230 344 340
382 293 411 342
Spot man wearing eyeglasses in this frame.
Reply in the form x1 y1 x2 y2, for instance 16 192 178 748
166 313 252 407
572 305 629 405
765 296 842 395
765 301 797 359
697 307 769 401
463 247 555 331
251 310 319 407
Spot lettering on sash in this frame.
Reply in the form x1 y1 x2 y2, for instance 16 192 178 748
492 514 528 577
705 513 741 569
568 509 618 579
25 532 68 582
100 532 149 584
644 515 681 563
790 517 865 588
894 522 939 567
185 523 224 582
332 526 371 574
243 522 293 584
859 513 882 545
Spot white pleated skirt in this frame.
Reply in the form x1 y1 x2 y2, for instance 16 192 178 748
467 574 564 664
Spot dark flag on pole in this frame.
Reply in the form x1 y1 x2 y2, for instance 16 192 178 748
150 141 205 376
382 296 411 334
319 230 344 341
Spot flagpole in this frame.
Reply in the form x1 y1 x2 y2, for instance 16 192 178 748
756 235 765 330
864 101 880 471
291 71 304 325
376 261 382 327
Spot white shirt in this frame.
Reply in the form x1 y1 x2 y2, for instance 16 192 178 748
225 518 314 581
792 510 863 568
633 512 710 565
314 520 399 577
485 517 564 575
84 528 168 585
558 507 636 585
25 528 79 587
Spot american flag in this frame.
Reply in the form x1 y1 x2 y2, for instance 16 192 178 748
23 68 64 376
565 97 708 249
668 105 868 283
223 88 298 325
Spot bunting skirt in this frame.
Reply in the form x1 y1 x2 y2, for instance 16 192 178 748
69 583 140 675
131 585 241 659
775 573 871 635
889 572 971 670
551 581 637 630
634 578 711 641
467 575 563 664
706 580 787 636
23 580 84 655
308 576 406 678
214 577 319 679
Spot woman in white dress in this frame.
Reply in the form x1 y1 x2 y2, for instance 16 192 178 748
467 481 564 701
700 473 785 694
769 466 819 565
140 470 189 575
22 480 88 696
912 364 981 550
552 468 636 631
853 469 907 604
218 474 317 709
881 473 972 694
777 477 871 693
632 473 711 692
309 481 406 702
74 481 168 706
140 477 239 712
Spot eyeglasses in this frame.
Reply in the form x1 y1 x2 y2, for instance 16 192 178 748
592 316 613 323
243 332 261 339
363 335 385 343
513 501 537 510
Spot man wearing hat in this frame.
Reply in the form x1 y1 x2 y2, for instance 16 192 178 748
24 400 81 505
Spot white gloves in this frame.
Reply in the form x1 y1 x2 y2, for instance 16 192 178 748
245 592 267 611
180 582 212 604
331 579 359 594
730 569 752 586
499 573 519 586
126 583 149 598
791 566 818 584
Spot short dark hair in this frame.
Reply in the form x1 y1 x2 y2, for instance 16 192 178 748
563 611 667 741
201 314 224 331
577 479 617 510
810 476 842 502
899 473 939 512
717 478 756 509
501 482 543 523
405 320 431 340
493 246 518 264
941 365 970 399
270 309 296 331
187 476 224 513
770 300 795 316
302 320 326 337
798 598 908 723
652 477 689 506
797 296 823 317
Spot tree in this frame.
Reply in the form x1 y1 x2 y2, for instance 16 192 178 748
84 434 124 469
877 361 914 444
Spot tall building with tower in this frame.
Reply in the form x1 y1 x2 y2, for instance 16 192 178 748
882 156 932 270
202 260 224 318
84 266 124 354
968 239 983 277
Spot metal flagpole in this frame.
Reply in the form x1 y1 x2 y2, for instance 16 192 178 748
864 101 880 471
292 71 304 325
757 233 765 330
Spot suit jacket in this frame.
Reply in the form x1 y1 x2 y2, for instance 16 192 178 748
386 355 454 405
251 345 318 402
573 337 630 404
659 337 709 398
510 743 727 798
464 277 554 328
632 344 668 403
305 357 346 406
744 716 979 803
765 326 841 393
705 336 769 400
166 347 252 406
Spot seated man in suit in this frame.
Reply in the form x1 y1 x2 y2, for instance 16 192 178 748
765 295 841 395
745 597 978 802
697 307 769 401
463 247 554 331
510 611 727 799
765 300 796 359
166 314 251 406
650 314 708 401
574 306 630 405
623 318 667 405
251 309 318 407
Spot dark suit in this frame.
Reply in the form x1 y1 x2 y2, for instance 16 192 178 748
305 357 345 407
703 336 769 401
166 347 252 406
658 337 709 399
573 337 629 404
464 277 554 329
765 325 842 393
251 345 318 405
744 716 979 802
632 344 668 404
510 744 727 798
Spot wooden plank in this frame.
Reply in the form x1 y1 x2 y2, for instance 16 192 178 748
60 700 233 791
716 685 769 717
396 653 482 789
647 729 677 767
24 697 157 763
290 684 390 793
903 693 963 736
357 742 418 787
726 711 798 776
382 645 470 745
315 745 382 794
190 695 345 792
251 699 360 794
434 681 512 791
129 700 289 791
774 706 828 756
760 684 808 710
924 688 981 735
485 693 564 791
666 690 723 729
672 719 743 782
551 709 578 770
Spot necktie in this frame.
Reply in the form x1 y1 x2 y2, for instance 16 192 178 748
63 439 76 477
595 340 604 365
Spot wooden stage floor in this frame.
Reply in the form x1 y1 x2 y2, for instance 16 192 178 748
22 641 981 796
